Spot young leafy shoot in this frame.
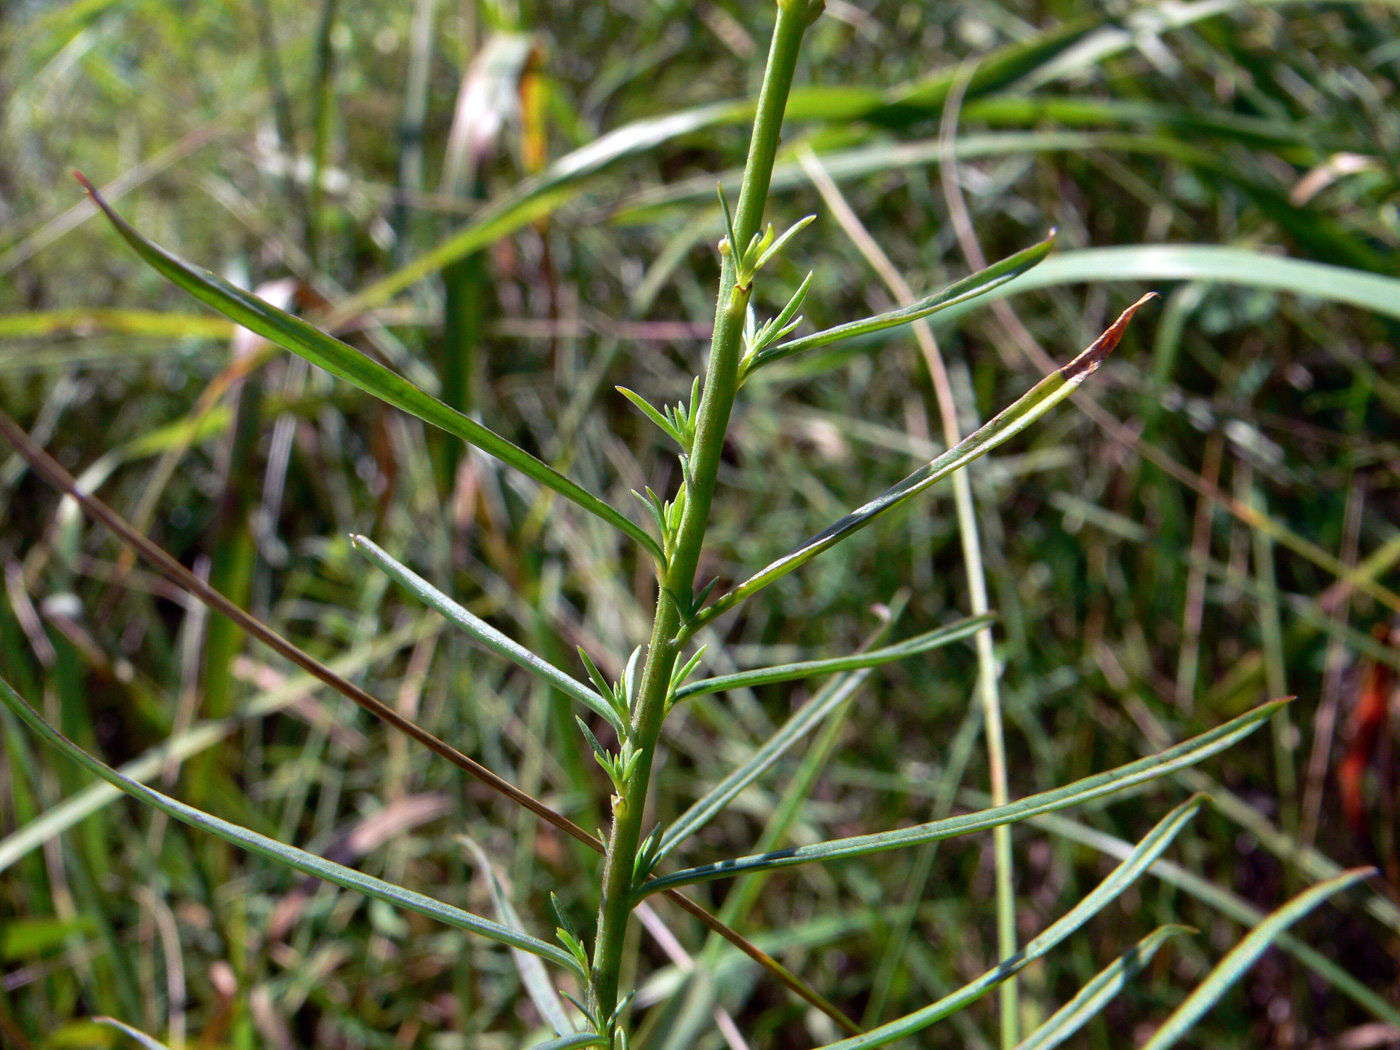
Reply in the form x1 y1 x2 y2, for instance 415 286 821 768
683 291 1157 640
617 377 702 454
637 700 1277 897
74 174 663 563
742 232 1056 377
718 184 815 288
746 270 814 362
631 481 690 563
807 798 1205 1050
0 675 586 978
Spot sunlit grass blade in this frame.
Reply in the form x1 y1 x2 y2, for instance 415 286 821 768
75 174 662 562
638 701 1277 897
982 244 1400 323
462 837 575 1037
1138 868 1375 1050
0 675 586 978
94 1018 170 1050
654 666 876 866
743 234 1055 375
351 534 620 733
808 798 1204 1050
685 293 1155 638
671 613 991 703
1013 926 1192 1050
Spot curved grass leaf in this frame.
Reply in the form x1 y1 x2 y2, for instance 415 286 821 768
351 535 620 733
981 245 1400 323
94 1018 170 1050
76 175 662 562
0 674 585 979
744 234 1055 374
672 613 991 703
462 837 575 1037
1013 926 1192 1050
684 293 1156 639
1138 868 1375 1050
638 700 1278 898
654 664 877 866
810 798 1204 1049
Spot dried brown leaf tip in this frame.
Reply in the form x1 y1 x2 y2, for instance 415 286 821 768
1060 291 1160 382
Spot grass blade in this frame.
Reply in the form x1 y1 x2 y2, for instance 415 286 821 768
1138 868 1375 1050
744 234 1055 374
672 613 991 702
75 174 662 562
685 293 1156 638
94 1018 171 1050
527 1035 608 1050
808 798 1204 1049
351 534 621 733
638 700 1278 897
1013 926 1192 1050
0 675 586 978
462 837 575 1037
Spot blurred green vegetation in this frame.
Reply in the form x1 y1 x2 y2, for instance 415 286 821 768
2 1 1399 1048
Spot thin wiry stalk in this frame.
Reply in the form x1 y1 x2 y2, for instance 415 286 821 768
799 140 1019 1046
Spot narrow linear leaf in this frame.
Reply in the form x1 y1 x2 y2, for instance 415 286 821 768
527 1034 608 1050
0 675 584 978
351 535 620 733
462 837 574 1037
656 668 874 866
673 613 992 702
811 798 1204 1050
94 1018 171 1050
688 293 1156 637
744 233 1055 374
639 700 1277 897
76 175 661 562
1138 868 1375 1050
1013 926 1192 1050
618 387 685 447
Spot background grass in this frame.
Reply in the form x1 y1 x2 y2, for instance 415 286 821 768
2 1 1399 1048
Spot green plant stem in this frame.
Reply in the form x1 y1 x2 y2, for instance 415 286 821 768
588 0 815 1029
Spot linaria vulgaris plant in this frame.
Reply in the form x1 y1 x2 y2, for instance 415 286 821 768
0 3 1373 1049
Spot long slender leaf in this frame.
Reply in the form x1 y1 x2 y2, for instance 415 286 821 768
744 234 1055 373
638 700 1278 897
527 1034 608 1050
1138 868 1375 1050
810 798 1204 1050
0 674 585 978
672 613 991 702
462 837 575 1037
1013 926 1192 1050
352 535 620 732
982 245 1400 323
76 175 662 561
654 665 875 865
684 293 1156 638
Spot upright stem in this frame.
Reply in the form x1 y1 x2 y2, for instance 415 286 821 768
588 0 815 1030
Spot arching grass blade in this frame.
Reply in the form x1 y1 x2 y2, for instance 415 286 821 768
352 534 620 733
75 174 662 562
0 675 586 979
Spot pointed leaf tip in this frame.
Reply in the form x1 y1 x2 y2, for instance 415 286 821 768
1060 291 1159 382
